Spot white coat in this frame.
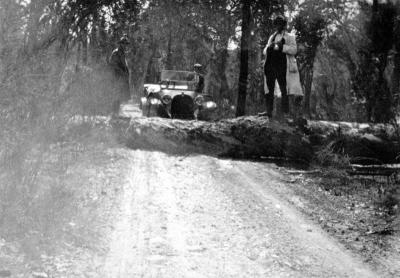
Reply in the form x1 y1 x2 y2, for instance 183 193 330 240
263 31 303 96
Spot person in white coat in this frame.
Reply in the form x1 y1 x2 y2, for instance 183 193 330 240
259 15 303 118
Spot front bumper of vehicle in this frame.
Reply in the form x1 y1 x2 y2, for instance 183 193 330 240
141 95 217 120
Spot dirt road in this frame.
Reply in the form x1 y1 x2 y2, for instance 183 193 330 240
93 148 375 278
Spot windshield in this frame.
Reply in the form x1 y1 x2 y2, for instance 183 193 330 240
161 70 196 82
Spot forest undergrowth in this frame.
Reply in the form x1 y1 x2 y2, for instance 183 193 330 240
0 50 118 240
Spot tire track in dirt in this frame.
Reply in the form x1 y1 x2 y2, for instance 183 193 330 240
101 149 379 277
103 150 148 277
103 150 195 277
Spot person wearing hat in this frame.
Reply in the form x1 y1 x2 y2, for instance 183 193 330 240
109 36 131 116
259 15 303 118
194 63 205 94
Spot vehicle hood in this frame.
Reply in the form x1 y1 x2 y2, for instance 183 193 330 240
160 89 196 99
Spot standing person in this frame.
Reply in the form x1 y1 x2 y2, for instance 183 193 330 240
194 63 205 94
109 36 131 116
259 15 303 118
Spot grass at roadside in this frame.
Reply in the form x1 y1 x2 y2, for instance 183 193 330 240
280 167 400 276
0 125 129 276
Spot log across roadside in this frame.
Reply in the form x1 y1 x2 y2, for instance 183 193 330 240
112 116 399 165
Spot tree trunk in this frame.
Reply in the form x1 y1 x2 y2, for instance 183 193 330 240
98 15 109 61
89 11 99 63
217 37 231 101
393 52 400 102
82 33 88 65
112 116 399 164
165 30 173 70
247 12 261 103
392 15 400 102
303 64 314 117
129 41 154 99
236 0 251 117
204 42 229 98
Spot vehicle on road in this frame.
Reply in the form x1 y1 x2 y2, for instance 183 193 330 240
140 70 217 120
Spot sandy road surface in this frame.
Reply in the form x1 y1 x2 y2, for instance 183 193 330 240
97 146 377 278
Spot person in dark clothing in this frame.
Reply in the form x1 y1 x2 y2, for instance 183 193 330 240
259 16 290 118
194 63 205 94
109 36 130 116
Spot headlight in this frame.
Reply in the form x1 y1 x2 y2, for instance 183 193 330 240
204 101 217 109
141 97 147 103
150 98 161 105
195 95 204 106
161 95 172 105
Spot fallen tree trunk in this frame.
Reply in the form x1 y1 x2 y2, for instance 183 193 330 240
113 116 312 161
112 116 399 164
304 120 399 163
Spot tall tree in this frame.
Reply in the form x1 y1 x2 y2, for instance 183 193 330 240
236 0 251 117
294 1 327 117
353 0 397 122
392 9 400 106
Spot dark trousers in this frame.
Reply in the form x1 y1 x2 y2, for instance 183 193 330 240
264 69 289 116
